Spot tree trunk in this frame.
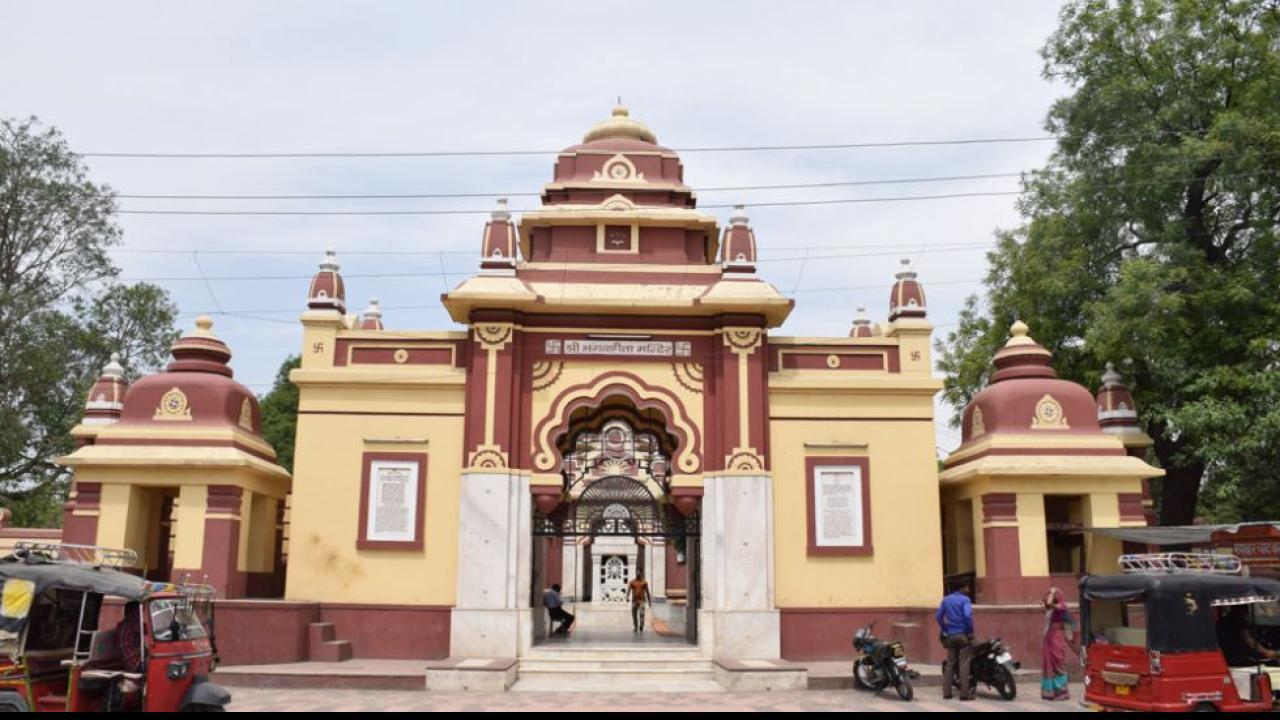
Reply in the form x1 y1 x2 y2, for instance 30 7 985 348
1158 460 1205 526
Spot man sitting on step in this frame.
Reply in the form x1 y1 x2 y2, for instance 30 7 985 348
543 584 574 635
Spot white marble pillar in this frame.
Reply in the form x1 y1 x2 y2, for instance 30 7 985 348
559 539 581 600
647 539 667 600
449 471 529 658
701 474 780 659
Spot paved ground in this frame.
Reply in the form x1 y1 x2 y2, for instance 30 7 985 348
227 683 1085 712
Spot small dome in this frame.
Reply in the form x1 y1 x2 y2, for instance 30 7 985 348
479 198 517 271
308 248 346 313
720 204 757 272
360 298 384 330
116 317 266 437
583 105 657 145
849 306 874 338
888 258 927 321
83 353 129 426
961 321 1101 441
1096 362 1140 430
167 315 233 377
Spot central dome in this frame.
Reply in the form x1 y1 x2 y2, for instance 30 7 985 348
582 105 658 144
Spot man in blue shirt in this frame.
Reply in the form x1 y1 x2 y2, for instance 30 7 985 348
542 584 574 635
936 580 975 700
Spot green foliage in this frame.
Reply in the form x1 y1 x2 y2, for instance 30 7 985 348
0 117 178 526
259 355 301 473
937 0 1280 524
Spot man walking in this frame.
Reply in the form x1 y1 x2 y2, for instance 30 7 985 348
626 572 652 632
543 583 574 635
936 580 975 700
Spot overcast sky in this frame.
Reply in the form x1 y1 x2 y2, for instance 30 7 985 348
2 0 1070 455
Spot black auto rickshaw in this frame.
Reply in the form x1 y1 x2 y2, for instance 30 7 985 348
1081 554 1280 712
0 542 229 712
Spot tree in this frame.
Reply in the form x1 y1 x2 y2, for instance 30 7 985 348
259 355 301 473
937 0 1280 525
0 117 178 526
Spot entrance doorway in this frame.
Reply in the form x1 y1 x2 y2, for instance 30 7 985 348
530 416 700 647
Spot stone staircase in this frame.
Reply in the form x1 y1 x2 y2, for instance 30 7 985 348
307 622 353 662
513 645 722 692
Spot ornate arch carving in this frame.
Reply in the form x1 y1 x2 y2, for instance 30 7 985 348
532 371 702 475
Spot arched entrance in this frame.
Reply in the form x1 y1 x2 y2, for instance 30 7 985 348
531 413 700 646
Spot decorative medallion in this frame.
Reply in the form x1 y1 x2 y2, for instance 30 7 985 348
154 387 192 421
238 397 253 432
1031 394 1070 430
592 153 644 183
725 447 765 472
826 354 841 369
671 362 704 394
970 406 985 438
393 348 410 364
531 361 565 392
467 445 509 470
723 327 763 354
474 323 514 351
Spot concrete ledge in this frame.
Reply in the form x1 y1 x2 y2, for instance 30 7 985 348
424 657 518 691
214 659 426 691
713 659 808 691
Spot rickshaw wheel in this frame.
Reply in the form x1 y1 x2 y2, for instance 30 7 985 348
1192 703 1218 712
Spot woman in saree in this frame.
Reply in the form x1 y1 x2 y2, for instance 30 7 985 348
1041 587 1076 700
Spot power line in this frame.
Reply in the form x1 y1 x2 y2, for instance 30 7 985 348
110 168 1278 216
111 238 994 257
81 135 1057 159
115 172 1025 200
76 125 1245 160
118 247 994 283
115 190 1024 216
112 151 1276 201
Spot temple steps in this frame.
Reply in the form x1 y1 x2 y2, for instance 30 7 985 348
513 646 721 692
307 622 353 663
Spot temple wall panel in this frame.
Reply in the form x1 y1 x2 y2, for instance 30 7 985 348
285 412 463 605
768 416 942 608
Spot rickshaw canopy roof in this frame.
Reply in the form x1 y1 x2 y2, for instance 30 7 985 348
1081 573 1280 603
0 555 153 600
1081 574 1280 653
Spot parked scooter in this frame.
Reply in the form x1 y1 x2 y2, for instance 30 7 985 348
947 637 1020 700
851 622 916 701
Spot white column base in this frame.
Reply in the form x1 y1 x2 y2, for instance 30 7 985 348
703 609 781 659
449 608 522 658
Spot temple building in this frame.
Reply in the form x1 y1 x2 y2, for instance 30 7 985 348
53 107 1163 682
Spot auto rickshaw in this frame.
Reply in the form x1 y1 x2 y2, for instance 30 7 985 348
0 542 230 712
1080 553 1280 713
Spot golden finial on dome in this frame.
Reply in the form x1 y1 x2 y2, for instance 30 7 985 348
193 315 216 337
1004 319 1037 348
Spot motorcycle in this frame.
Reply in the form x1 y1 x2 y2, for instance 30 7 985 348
851 622 916 701
948 637 1020 700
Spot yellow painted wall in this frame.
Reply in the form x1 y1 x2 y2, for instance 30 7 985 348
1016 492 1050 577
770 417 944 608
285 412 464 605
172 484 207 570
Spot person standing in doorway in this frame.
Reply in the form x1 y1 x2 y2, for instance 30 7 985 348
936 580 975 701
543 583 574 635
626 572 652 632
